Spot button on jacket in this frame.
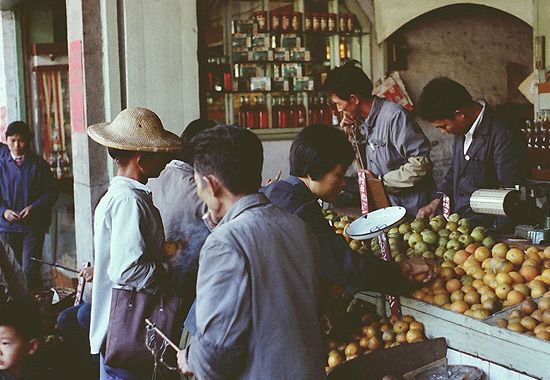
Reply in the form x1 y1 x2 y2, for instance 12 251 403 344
89 176 166 354
187 193 324 380
0 152 58 233
438 104 527 227
360 96 436 216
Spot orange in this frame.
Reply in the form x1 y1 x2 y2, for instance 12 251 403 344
496 272 513 286
506 248 525 266
542 269 550 285
464 291 481 305
409 321 424 331
508 271 525 284
492 243 509 258
520 265 539 282
544 246 550 260
440 267 456 281
495 284 512 300
453 250 471 266
450 300 469 314
523 259 540 268
454 267 466 277
512 283 531 296
506 290 526 305
466 243 480 254
433 294 451 306
526 251 543 264
446 279 462 293
474 246 491 263
405 329 424 343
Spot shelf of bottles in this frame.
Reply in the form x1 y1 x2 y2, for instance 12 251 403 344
522 110 550 180
203 0 367 137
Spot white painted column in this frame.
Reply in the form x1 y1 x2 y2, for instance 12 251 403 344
0 10 22 139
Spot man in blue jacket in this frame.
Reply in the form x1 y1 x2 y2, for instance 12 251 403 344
416 77 527 228
0 121 58 289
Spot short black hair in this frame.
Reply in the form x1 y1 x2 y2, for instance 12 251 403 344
192 125 263 194
0 299 41 340
179 119 217 163
417 77 474 121
290 124 355 180
107 147 139 160
323 60 373 100
6 121 31 140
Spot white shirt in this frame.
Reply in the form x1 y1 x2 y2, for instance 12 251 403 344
89 176 165 354
464 100 486 155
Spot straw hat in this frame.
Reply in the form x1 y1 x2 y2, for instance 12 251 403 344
88 107 182 152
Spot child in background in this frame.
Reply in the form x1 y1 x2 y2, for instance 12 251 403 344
0 300 53 380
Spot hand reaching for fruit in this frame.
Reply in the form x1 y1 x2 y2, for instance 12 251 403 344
400 257 435 284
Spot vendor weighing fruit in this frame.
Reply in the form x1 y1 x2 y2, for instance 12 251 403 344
324 60 436 217
262 125 434 297
416 77 527 229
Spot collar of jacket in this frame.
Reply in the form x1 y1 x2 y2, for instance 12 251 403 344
364 96 384 129
111 175 152 194
463 101 493 160
167 159 194 173
217 193 270 226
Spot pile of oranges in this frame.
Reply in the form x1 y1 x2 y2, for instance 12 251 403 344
325 312 428 371
411 244 550 319
496 296 550 341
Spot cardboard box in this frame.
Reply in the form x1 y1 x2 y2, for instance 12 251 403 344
273 48 290 62
281 63 302 78
291 48 311 62
233 48 249 62
251 33 270 49
271 77 290 92
232 33 251 49
250 76 271 91
280 34 301 49
293 76 314 91
248 48 273 62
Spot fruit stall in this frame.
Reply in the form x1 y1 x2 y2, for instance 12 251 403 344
323 209 550 379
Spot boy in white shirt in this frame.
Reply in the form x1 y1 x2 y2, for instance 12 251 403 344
87 107 181 380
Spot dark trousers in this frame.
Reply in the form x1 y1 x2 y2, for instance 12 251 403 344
57 303 99 380
0 230 44 289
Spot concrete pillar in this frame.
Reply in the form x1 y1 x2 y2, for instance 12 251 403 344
0 10 22 139
66 0 109 265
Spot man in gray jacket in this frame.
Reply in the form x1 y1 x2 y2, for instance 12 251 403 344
324 61 436 217
177 125 324 379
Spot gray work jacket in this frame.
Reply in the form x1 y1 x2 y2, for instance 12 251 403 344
187 193 325 380
361 97 436 216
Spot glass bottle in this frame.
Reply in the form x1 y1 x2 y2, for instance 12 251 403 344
296 94 306 128
277 96 289 129
272 96 280 129
288 95 297 128
308 95 320 125
239 96 250 127
319 96 333 125
255 95 269 129
247 96 256 128
533 113 542 169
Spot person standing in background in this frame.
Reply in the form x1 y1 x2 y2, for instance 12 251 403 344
323 61 436 217
0 121 58 290
147 118 216 327
416 77 527 228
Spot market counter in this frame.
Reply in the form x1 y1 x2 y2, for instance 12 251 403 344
355 291 550 379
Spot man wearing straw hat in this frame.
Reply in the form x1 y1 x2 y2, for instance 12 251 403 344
87 107 181 379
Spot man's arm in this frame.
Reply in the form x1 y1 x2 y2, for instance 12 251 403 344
383 111 433 191
494 128 527 188
187 241 250 379
29 160 59 210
